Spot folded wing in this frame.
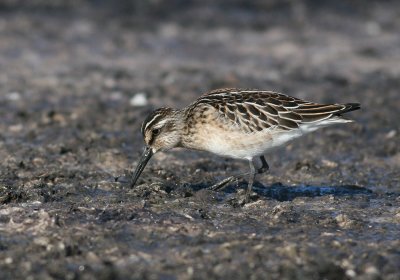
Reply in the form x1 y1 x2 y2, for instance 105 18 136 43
196 89 360 133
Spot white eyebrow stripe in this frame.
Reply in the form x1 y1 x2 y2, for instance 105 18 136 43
144 113 163 132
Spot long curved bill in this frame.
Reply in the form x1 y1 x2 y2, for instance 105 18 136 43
130 146 153 188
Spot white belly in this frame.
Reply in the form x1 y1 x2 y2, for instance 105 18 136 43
199 128 303 160
183 110 350 160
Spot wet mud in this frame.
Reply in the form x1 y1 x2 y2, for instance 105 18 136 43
0 1 400 279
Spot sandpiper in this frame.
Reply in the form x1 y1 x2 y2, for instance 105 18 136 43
130 88 360 200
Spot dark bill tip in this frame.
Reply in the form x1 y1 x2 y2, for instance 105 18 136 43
130 146 153 188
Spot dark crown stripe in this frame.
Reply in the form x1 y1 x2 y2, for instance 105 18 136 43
141 113 164 135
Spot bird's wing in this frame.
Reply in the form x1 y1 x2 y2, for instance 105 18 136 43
195 89 358 133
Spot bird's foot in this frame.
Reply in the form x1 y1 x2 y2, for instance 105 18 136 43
209 176 238 191
228 189 259 207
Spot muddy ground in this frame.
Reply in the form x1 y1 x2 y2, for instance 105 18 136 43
0 1 400 279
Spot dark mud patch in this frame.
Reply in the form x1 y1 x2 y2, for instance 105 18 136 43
253 183 373 201
1 1 400 279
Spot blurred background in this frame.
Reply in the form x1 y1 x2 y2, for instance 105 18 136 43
0 1 399 279
1 0 399 183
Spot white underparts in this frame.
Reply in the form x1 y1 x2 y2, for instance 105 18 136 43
199 117 352 160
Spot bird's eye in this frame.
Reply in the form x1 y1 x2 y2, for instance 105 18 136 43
152 128 160 135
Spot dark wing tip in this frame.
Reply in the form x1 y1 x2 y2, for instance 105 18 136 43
334 103 361 116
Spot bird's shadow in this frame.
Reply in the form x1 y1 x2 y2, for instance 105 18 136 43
255 182 372 201
189 181 372 202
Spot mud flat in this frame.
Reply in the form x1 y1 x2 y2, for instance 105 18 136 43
0 1 399 279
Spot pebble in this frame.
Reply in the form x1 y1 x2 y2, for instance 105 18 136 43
8 124 23 132
346 269 356 278
385 130 396 139
130 93 148 107
365 266 379 275
321 159 338 168
6 92 21 101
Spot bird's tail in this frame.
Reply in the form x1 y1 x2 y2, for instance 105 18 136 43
333 103 361 116
299 102 360 132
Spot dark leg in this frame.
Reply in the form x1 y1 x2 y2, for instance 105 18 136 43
210 156 269 191
257 155 269 174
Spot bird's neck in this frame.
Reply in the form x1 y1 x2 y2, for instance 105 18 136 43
168 109 186 148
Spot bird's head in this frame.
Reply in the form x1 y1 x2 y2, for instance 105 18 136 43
130 107 183 187
141 107 183 153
